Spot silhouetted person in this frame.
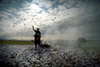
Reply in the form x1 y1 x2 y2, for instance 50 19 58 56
32 26 41 47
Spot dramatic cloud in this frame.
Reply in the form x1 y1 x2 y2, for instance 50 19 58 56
0 0 100 40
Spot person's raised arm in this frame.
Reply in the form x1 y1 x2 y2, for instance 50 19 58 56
32 26 35 32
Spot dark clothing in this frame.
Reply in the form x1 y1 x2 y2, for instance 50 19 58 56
34 39 41 47
34 30 41 40
34 30 41 47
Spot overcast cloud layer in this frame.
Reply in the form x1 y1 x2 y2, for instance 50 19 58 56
0 0 100 40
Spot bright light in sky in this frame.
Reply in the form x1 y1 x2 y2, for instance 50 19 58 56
29 3 41 12
0 0 100 40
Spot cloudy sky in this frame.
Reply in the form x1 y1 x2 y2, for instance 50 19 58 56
0 0 100 40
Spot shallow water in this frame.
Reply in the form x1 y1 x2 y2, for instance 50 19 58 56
0 44 100 67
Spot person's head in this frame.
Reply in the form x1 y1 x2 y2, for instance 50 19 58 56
37 28 39 31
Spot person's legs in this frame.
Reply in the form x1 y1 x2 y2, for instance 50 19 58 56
35 40 37 47
37 40 41 47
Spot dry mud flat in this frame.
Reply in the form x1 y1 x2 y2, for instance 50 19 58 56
0 44 100 67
